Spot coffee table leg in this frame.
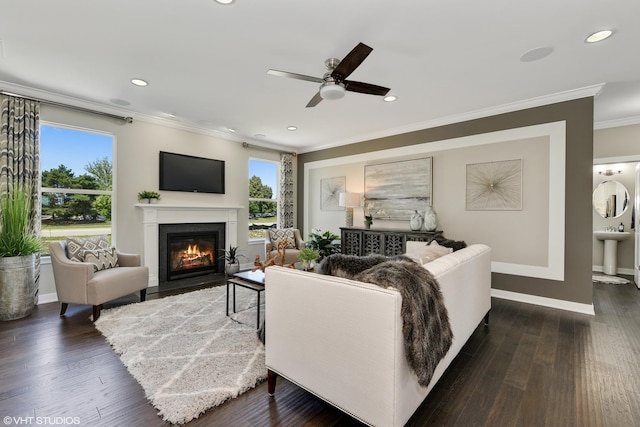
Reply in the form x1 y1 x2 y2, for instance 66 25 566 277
233 283 237 313
226 280 229 317
256 290 261 329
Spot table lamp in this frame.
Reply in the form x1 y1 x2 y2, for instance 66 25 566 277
339 192 361 227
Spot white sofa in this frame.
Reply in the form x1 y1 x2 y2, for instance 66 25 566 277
264 243 491 427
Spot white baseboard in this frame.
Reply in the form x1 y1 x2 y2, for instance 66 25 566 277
38 292 58 304
592 265 635 276
491 288 595 316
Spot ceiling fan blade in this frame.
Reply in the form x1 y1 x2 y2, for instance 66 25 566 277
331 42 373 81
306 91 323 108
267 69 324 84
344 80 390 96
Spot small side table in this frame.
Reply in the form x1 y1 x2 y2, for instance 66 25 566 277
226 270 265 329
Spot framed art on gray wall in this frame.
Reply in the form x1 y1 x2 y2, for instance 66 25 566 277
320 176 346 211
364 157 432 220
466 159 523 210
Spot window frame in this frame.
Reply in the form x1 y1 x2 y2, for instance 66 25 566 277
248 157 279 241
39 121 116 256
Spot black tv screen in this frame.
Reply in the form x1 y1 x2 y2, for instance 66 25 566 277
159 151 225 194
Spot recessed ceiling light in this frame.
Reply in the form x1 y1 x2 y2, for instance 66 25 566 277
586 29 614 43
215 0 234 4
254 134 266 138
165 112 177 118
227 127 236 133
287 126 297 131
383 95 397 102
520 46 554 62
131 78 148 87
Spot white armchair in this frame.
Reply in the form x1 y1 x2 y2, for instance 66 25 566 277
49 241 149 321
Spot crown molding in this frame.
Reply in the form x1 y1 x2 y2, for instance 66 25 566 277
300 83 606 153
0 79 295 153
594 115 640 130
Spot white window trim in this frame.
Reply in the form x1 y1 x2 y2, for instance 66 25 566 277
248 158 280 242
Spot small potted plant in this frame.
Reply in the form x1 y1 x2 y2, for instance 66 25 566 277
137 190 161 204
364 215 373 229
306 229 340 260
298 247 320 271
219 245 247 275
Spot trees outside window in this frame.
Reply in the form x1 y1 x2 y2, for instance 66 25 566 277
248 159 278 239
40 124 113 254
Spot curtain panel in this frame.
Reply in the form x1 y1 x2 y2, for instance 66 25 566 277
0 94 41 301
279 153 294 228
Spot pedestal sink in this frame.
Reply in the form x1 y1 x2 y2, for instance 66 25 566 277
594 231 630 275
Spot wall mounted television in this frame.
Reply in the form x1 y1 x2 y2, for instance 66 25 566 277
159 151 225 194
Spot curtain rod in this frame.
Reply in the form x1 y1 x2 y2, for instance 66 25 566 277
1 90 133 123
242 141 296 156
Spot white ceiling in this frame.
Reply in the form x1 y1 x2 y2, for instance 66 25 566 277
1 0 639 152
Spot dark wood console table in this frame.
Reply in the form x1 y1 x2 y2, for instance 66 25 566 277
340 227 443 256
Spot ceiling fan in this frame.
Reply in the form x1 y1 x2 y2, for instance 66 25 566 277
267 42 390 108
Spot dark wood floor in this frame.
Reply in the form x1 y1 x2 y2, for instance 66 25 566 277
1 279 639 427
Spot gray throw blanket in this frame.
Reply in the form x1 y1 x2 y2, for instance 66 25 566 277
320 254 453 387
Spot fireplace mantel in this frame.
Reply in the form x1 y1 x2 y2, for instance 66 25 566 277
136 204 242 286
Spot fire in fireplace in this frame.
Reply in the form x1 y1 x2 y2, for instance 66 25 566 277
167 233 218 280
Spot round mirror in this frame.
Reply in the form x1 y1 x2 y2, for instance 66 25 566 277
593 180 630 218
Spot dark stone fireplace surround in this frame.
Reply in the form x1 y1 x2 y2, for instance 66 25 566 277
158 222 226 291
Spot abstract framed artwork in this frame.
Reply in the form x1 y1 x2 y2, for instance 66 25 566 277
466 159 522 210
364 157 432 220
320 176 346 211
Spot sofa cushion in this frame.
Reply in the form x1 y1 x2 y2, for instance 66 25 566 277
269 228 297 249
83 247 119 272
404 240 452 265
66 235 111 262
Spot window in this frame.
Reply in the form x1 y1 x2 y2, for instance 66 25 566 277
248 159 278 239
40 124 114 255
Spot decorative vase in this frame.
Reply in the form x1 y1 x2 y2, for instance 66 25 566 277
225 263 240 276
0 254 36 321
410 210 423 231
424 207 438 231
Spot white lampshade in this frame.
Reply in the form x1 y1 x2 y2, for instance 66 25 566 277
339 192 361 207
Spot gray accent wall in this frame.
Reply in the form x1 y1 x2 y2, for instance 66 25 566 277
298 98 594 305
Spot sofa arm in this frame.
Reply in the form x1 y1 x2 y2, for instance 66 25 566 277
117 251 141 267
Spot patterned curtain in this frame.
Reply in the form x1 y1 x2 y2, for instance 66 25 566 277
0 95 41 300
279 153 294 228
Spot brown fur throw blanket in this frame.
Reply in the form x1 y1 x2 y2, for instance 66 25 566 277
320 254 453 387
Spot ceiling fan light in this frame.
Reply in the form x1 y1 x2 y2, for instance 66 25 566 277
320 82 346 100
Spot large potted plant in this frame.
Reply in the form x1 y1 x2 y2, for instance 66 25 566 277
0 187 42 321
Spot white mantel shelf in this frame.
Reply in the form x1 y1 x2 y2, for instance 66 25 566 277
135 204 243 287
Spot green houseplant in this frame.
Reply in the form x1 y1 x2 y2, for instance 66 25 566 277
137 190 161 204
307 229 340 260
298 247 320 270
219 245 247 275
0 187 42 321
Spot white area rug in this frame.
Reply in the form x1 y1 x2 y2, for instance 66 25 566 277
94 285 266 425
592 274 630 285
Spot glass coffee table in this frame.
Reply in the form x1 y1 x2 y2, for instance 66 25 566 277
226 270 265 329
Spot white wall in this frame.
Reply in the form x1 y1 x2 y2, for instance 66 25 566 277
305 123 562 280
39 105 289 302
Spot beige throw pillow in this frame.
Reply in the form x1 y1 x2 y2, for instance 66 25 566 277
404 240 453 265
66 235 111 262
269 228 297 249
83 248 119 272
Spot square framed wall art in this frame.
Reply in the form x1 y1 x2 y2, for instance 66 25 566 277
466 159 522 211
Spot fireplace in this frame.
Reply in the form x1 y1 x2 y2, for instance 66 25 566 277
159 222 226 287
